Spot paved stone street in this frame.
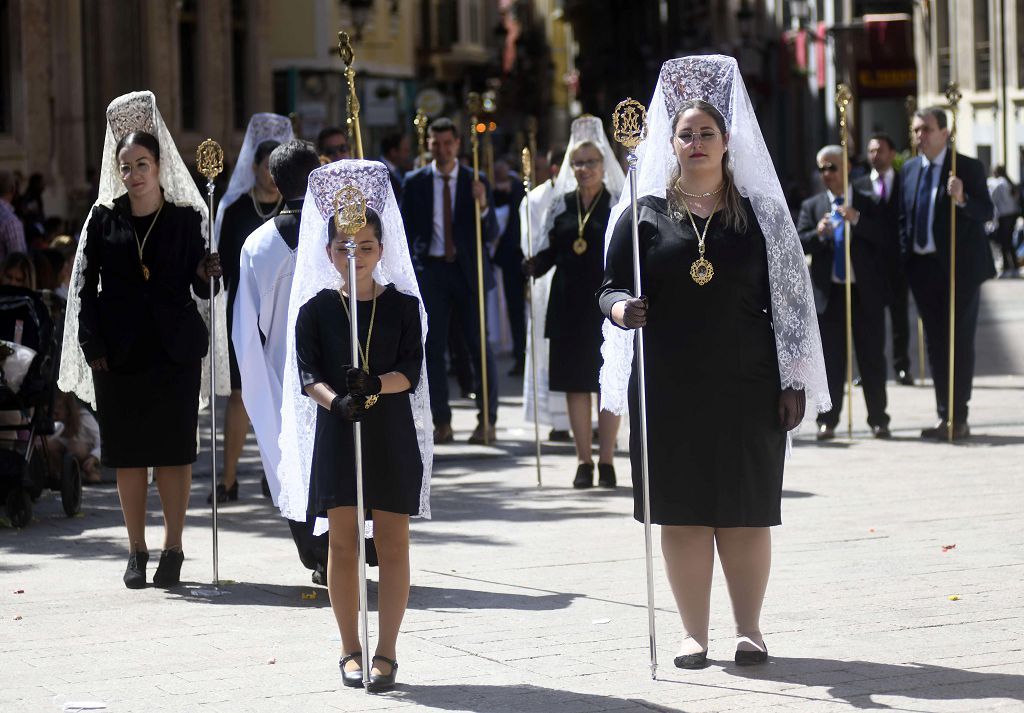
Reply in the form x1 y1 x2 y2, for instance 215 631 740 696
2 280 1023 713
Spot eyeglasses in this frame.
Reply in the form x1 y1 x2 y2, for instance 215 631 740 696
818 163 839 173
323 144 350 157
674 130 721 146
571 158 603 170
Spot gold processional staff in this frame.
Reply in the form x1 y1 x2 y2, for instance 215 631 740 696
835 83 855 439
466 92 492 444
944 82 962 443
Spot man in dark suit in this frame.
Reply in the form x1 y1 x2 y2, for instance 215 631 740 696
899 107 995 440
797 145 892 440
400 117 499 444
379 131 410 201
857 133 914 386
491 158 527 376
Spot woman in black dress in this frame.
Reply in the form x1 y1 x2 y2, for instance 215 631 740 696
295 208 423 693
527 140 620 488
600 98 810 668
77 130 221 589
212 138 284 502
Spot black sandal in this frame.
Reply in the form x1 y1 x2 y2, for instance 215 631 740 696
366 655 398 693
339 651 363 688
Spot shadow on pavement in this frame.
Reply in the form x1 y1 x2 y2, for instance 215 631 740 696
407 583 579 612
388 683 671 712
724 657 1024 709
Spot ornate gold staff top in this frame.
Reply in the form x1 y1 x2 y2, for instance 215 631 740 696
835 83 855 439
612 98 647 150
196 139 225 183
338 31 363 159
944 81 962 442
413 107 428 168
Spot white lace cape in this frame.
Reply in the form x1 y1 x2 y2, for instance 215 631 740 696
213 113 294 244
276 159 432 533
58 90 230 408
599 55 831 424
522 116 625 421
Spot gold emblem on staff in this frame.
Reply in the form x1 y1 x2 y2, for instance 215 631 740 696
612 99 647 149
690 258 714 286
196 139 224 181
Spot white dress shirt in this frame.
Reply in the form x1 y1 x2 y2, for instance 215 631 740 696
870 167 895 202
429 161 458 257
914 147 947 255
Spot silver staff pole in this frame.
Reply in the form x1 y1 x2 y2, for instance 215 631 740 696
335 187 372 687
612 98 656 680
196 139 224 585
521 147 542 486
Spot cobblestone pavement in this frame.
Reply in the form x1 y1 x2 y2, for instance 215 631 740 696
2 281 1023 712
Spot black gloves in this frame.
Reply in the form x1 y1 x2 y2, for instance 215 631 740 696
346 367 382 397
621 296 649 329
331 394 368 422
778 388 806 431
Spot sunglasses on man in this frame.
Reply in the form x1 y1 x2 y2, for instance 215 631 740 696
818 163 839 174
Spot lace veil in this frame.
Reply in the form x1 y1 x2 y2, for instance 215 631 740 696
599 55 830 420
277 160 432 528
213 113 294 243
59 90 230 408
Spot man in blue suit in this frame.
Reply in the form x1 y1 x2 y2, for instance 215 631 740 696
899 107 995 440
400 117 499 444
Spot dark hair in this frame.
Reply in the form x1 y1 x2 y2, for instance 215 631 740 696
669 99 746 232
316 126 347 153
380 132 405 155
115 131 161 162
254 139 281 166
868 133 896 151
428 117 459 139
0 170 14 197
2 252 37 290
547 145 566 167
327 207 383 244
915 106 948 130
269 140 321 200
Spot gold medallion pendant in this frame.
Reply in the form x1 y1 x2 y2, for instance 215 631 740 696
572 237 587 255
141 264 151 281
363 394 379 409
690 257 714 286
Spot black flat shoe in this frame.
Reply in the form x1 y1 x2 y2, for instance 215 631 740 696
871 424 892 439
152 549 184 588
339 651 363 688
207 481 238 504
366 655 398 693
673 651 709 669
123 550 149 589
573 463 594 489
735 638 768 666
597 463 616 488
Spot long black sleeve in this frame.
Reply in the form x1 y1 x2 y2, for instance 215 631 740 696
597 204 641 329
77 207 106 363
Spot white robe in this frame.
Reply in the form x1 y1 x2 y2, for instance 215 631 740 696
519 180 569 431
231 219 297 507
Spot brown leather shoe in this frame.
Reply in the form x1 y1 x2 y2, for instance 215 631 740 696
468 424 496 444
921 420 970 441
816 423 836 441
433 423 454 444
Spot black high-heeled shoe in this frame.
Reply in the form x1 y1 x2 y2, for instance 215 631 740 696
366 655 398 693
152 549 184 588
597 463 617 488
207 481 239 504
123 550 149 589
339 651 363 688
573 463 594 489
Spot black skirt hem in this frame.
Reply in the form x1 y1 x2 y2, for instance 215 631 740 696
310 498 419 519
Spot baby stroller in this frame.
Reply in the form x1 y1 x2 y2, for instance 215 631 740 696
0 285 81 527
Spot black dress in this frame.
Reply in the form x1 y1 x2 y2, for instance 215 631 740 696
78 195 214 467
295 285 424 518
534 189 611 393
598 196 785 527
220 194 280 389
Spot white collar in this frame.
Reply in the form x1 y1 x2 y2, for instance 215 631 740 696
922 146 948 171
431 160 458 180
869 167 893 182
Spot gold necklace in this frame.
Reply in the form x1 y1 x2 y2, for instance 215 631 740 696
339 283 380 409
682 193 722 286
574 187 604 255
677 181 725 199
132 200 165 281
250 188 284 222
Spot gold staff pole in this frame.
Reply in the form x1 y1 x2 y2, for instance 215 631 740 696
612 97 657 680
906 95 928 387
196 139 224 585
522 147 542 486
836 84 854 439
468 93 492 444
413 108 428 168
335 187 373 687
339 31 364 159
945 82 962 442
525 116 538 187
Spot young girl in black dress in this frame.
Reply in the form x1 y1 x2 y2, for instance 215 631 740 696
293 192 425 693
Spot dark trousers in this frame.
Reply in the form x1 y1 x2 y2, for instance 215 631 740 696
817 283 890 428
420 259 499 426
906 254 981 422
288 514 328 571
888 262 911 374
991 215 1018 272
498 260 527 364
